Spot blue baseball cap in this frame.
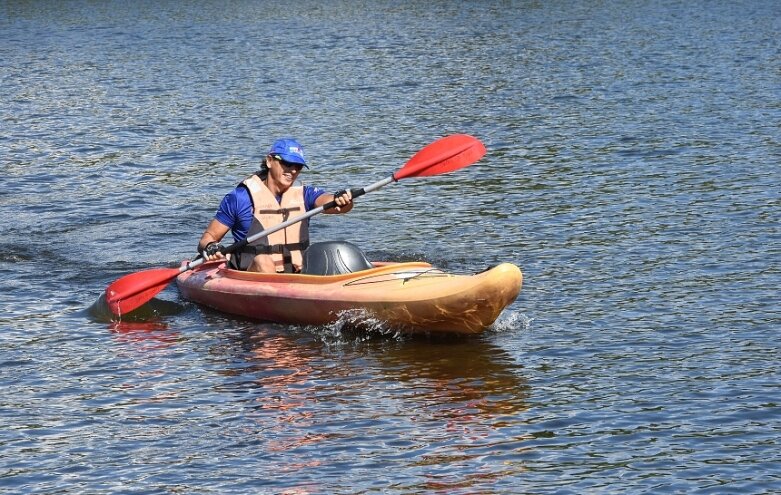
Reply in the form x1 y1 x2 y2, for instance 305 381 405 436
268 138 308 168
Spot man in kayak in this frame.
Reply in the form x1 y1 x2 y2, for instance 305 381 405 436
197 138 353 273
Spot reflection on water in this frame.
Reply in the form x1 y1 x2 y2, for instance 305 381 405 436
202 324 530 489
108 319 180 348
2 0 779 492
83 294 184 346
375 337 529 419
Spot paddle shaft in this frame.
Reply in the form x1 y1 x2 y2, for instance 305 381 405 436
183 175 395 272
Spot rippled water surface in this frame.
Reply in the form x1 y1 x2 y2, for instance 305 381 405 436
2 1 780 493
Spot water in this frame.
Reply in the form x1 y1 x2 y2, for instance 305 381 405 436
2 0 780 493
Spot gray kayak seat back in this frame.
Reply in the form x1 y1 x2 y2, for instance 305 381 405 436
302 241 374 275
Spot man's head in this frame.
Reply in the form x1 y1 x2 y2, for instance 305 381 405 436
268 138 308 168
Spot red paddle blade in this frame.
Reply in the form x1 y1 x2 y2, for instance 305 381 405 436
395 134 486 180
104 267 180 316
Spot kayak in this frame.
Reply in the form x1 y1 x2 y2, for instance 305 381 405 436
176 259 522 335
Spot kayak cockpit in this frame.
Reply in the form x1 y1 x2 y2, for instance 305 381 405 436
301 241 374 275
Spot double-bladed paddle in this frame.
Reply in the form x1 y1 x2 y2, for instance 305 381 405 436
105 134 486 316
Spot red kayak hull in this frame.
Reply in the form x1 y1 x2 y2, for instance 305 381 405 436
176 261 522 335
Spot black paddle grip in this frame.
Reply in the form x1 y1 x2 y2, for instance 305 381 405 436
322 187 365 211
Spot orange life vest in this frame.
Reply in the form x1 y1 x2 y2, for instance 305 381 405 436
242 174 309 272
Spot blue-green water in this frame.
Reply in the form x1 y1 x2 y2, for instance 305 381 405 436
1 1 779 493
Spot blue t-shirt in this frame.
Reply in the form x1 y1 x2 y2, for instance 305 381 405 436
215 184 327 242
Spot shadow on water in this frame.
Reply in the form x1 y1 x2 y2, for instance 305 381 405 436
86 292 185 322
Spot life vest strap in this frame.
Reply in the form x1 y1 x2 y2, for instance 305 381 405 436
256 206 302 219
245 240 310 255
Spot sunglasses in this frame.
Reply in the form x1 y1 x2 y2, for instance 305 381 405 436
272 155 305 171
